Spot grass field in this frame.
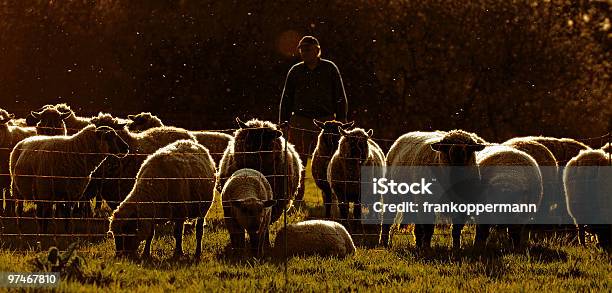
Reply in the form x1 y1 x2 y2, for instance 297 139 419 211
0 162 611 291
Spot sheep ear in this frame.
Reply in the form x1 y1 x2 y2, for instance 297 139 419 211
366 129 374 137
431 141 449 153
342 121 355 129
106 231 114 238
60 111 71 120
235 117 248 129
273 130 283 138
8 113 15 119
313 119 325 129
467 144 486 152
127 114 136 120
339 128 348 136
263 200 276 208
30 111 41 119
117 123 128 129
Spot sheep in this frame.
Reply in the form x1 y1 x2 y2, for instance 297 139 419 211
327 128 385 245
217 118 302 226
502 138 562 225
26 104 92 135
83 114 197 213
221 168 275 256
524 136 590 166
29 107 71 136
311 119 354 219
383 130 486 249
109 140 216 258
602 143 611 153
189 131 234 166
475 145 543 247
272 220 356 258
126 112 164 132
563 149 612 249
0 109 37 215
9 125 129 232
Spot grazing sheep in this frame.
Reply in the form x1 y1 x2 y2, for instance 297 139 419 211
0 110 37 215
125 112 232 165
221 168 275 256
273 220 356 258
503 138 562 225
327 128 385 245
525 136 590 166
29 107 71 136
109 140 216 258
9 125 129 232
84 115 196 213
217 118 302 226
311 119 354 219
383 130 486 248
563 149 612 249
475 145 543 246
126 112 164 132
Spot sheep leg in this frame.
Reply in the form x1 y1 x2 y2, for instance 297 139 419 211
414 224 433 248
173 221 184 257
451 223 464 249
36 202 52 234
323 186 333 219
592 224 611 249
143 229 155 258
508 225 524 247
4 195 15 217
195 218 204 259
338 201 350 231
380 224 392 247
475 224 491 246
248 231 260 257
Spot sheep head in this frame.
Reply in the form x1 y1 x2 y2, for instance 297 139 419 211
127 112 164 132
234 118 283 153
31 108 70 136
96 126 129 158
231 198 275 234
314 119 354 148
431 130 485 166
339 128 373 164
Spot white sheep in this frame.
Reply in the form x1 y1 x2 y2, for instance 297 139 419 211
327 127 385 246
83 114 197 213
125 112 232 165
311 119 354 219
475 145 543 246
0 110 37 215
221 168 275 256
563 149 611 249
384 130 485 248
108 140 216 258
9 125 129 232
273 220 356 258
524 136 590 166
217 118 302 226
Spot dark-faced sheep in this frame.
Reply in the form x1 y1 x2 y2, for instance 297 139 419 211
221 168 275 257
29 107 71 136
327 128 385 245
109 140 216 258
26 104 92 135
84 114 196 213
383 130 486 248
217 118 302 226
311 119 354 219
475 145 543 247
0 110 37 215
126 112 164 132
9 125 129 232
563 149 611 249
273 220 356 258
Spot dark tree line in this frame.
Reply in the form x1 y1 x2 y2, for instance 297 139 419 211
0 0 610 144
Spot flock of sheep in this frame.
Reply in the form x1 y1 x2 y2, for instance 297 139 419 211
0 103 610 260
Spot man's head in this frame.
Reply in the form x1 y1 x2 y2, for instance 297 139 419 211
298 35 321 63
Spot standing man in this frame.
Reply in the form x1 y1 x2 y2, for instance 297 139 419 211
279 35 348 165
